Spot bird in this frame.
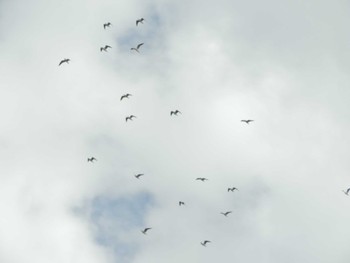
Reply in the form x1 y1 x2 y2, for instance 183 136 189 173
58 58 70 66
136 18 144 26
100 45 112 52
342 188 350 195
201 240 211 247
141 227 152 234
103 22 112 29
170 110 181 116
228 187 238 192
120 94 132 101
241 120 254 124
87 157 97 162
126 115 137 122
179 201 185 206
131 43 144 53
220 211 232 217
134 173 144 179
196 178 208 182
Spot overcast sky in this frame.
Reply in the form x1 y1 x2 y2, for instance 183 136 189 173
1 0 350 262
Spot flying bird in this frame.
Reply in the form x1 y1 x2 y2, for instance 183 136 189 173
131 43 144 53
201 240 211 247
120 94 132 101
196 178 208 182
220 211 232 217
126 115 137 122
58 58 70 66
170 110 181 116
141 227 152 234
136 18 144 26
100 45 112 52
343 188 350 195
241 120 254 124
134 173 144 179
179 201 185 206
87 157 97 162
103 22 112 29
228 187 238 192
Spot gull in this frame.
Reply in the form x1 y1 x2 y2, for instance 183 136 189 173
228 187 238 192
201 240 211 247
58 58 70 66
131 43 144 53
179 201 185 206
135 173 144 179
136 18 144 26
170 110 181 116
241 120 254 124
220 211 232 217
103 22 112 29
120 94 132 101
126 115 137 122
141 227 152 234
343 188 350 195
100 45 112 52
87 157 97 162
196 178 208 182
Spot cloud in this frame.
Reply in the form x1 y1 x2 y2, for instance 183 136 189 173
1 0 350 262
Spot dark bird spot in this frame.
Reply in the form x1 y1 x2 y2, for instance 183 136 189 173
136 18 144 26
120 94 132 101
201 240 211 247
220 211 232 217
134 173 144 179
241 120 254 124
58 58 70 66
196 178 208 182
100 45 112 52
170 110 182 116
87 157 97 162
131 43 144 53
103 22 112 29
126 115 137 122
141 227 152 234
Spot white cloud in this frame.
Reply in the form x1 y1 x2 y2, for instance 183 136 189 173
1 0 350 262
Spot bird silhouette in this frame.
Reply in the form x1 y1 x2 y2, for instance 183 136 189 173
87 157 97 162
228 187 238 192
343 188 350 195
136 18 144 26
100 45 112 52
220 211 232 217
120 94 132 101
58 58 70 66
134 173 144 179
201 240 211 247
179 201 185 206
196 178 208 182
103 22 112 29
131 43 144 53
241 120 254 124
170 110 181 116
126 115 137 122
141 227 152 234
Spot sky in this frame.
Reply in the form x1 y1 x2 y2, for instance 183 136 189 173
1 0 350 262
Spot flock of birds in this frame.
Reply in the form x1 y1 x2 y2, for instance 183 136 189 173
59 17 350 249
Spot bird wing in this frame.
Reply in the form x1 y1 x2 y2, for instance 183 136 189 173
120 95 125 100
105 45 111 48
137 43 144 49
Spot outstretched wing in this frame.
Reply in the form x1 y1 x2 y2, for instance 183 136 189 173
137 43 144 49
